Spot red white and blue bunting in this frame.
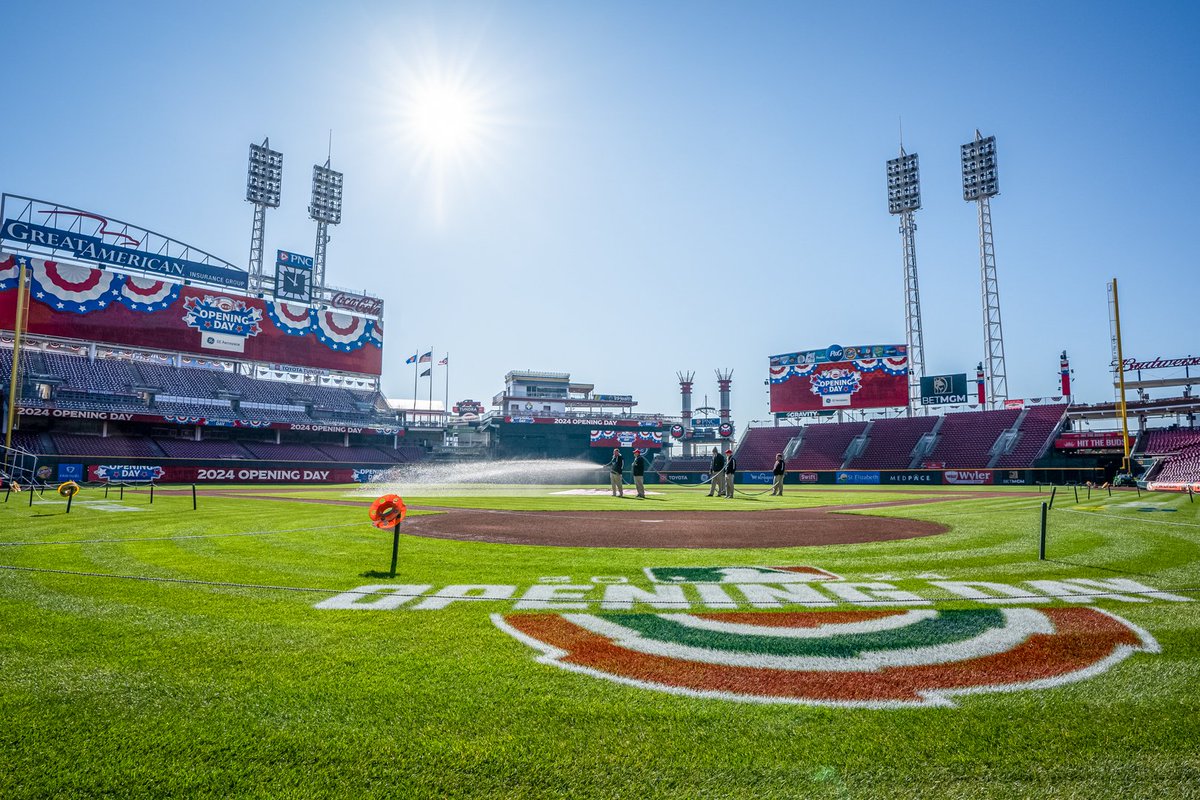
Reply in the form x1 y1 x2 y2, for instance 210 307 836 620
0 254 23 290
266 301 314 336
770 357 907 383
369 318 384 349
30 260 123 314
313 310 374 352
117 276 182 311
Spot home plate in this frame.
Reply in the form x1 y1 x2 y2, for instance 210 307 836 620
550 489 664 496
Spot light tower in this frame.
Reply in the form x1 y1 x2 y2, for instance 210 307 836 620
678 371 695 457
245 139 282 292
308 159 344 296
962 131 1007 407
886 147 925 412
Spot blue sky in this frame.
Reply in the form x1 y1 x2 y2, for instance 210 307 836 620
4 1 1197 428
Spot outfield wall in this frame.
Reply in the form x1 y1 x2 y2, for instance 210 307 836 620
658 467 1104 486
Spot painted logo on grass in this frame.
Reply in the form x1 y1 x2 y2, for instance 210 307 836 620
493 607 1158 708
644 566 841 584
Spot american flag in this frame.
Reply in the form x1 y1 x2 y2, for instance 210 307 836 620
418 351 433 363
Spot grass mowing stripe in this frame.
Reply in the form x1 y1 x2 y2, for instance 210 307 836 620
0 521 365 547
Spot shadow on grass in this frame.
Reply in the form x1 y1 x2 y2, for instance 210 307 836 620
359 570 400 579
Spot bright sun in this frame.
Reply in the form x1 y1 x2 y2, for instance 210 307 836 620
409 79 485 160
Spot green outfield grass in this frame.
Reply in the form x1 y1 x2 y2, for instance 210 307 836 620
1 483 1198 799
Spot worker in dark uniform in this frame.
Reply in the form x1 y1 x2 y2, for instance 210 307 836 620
632 448 647 498
708 447 726 497
724 448 736 498
772 453 786 496
607 448 625 497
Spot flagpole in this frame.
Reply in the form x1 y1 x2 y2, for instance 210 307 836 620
427 345 434 420
412 352 418 426
444 353 449 421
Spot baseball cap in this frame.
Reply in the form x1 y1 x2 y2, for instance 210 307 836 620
725 448 733 454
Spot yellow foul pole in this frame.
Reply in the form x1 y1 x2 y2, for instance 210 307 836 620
1111 278 1131 473
5 262 29 450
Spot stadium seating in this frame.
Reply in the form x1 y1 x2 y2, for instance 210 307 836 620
787 422 868 470
39 352 140 395
1143 429 1200 455
314 444 395 463
846 416 938 470
1155 443 1200 484
153 438 255 459
922 409 1020 468
734 427 802 471
50 434 164 458
663 456 713 472
994 404 1068 468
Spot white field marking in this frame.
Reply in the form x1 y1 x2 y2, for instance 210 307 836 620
664 610 937 638
640 520 665 523
77 501 146 513
642 566 843 584
549 489 663 496
490 609 1158 709
557 609 1054 672
313 585 433 610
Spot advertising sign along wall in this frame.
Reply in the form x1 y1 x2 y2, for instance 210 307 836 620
769 344 908 412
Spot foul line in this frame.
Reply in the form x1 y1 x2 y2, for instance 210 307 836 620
0 563 1196 606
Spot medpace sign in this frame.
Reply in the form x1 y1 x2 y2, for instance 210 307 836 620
1 195 247 289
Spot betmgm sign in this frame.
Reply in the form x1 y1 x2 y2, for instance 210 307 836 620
920 373 968 406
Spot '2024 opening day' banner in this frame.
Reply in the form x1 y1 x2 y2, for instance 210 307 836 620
769 344 908 413
0 255 382 375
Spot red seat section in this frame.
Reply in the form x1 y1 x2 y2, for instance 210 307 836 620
847 416 937 470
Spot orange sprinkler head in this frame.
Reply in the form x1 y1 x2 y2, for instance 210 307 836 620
369 494 407 530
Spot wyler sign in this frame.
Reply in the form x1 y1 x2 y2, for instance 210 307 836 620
921 373 968 406
1 195 247 289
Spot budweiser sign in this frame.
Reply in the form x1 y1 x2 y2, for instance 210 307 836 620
1119 355 1200 372
329 292 383 316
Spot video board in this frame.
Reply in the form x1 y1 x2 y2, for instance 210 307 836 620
769 343 908 412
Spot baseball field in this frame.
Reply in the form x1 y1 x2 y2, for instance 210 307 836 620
2 481 1197 799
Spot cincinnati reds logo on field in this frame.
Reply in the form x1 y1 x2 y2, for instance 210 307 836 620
493 606 1159 708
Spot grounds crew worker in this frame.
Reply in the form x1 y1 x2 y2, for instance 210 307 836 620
632 448 647 499
708 447 726 497
772 453 786 496
724 448 737 498
608 448 625 497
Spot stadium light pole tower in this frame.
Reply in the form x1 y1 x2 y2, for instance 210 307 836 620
308 158 344 295
962 131 1008 407
886 147 926 413
245 139 283 292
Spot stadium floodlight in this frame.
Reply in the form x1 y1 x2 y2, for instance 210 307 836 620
309 160 344 294
963 130 1007 407
245 138 283 292
961 133 998 201
886 151 921 214
309 162 343 225
886 148 925 412
246 140 283 207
